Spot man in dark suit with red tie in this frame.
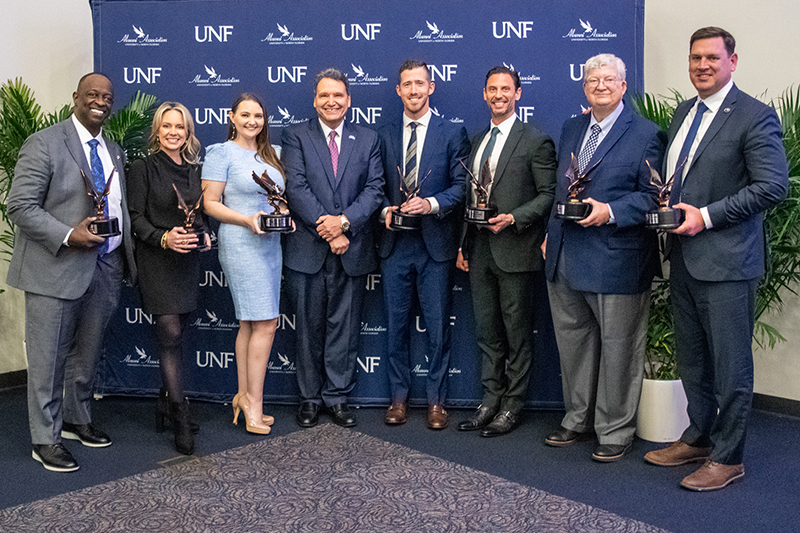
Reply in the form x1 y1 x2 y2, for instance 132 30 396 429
281 68 384 429
456 66 556 437
644 27 788 491
377 60 469 429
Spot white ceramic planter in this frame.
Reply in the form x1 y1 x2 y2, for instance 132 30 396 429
636 378 690 442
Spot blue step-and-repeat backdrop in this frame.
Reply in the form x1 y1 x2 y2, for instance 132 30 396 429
91 0 645 407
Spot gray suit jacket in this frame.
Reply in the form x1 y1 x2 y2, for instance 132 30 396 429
6 117 136 299
664 85 788 282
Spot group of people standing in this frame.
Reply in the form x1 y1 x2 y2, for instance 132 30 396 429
7 26 788 493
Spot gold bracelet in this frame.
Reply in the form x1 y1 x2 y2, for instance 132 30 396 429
161 231 169 250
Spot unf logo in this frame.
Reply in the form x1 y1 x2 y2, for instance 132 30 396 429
570 64 586 81
366 273 381 290
341 23 381 40
196 350 234 368
123 67 161 84
357 356 381 373
195 25 233 42
125 308 153 324
267 66 308 83
350 107 382 125
195 108 230 125
516 107 536 123
428 65 458 82
492 21 534 39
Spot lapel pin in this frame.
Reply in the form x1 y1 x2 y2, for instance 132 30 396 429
723 107 731 113
349 135 356 140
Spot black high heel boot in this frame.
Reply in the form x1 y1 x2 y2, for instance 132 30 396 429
169 400 195 455
156 387 199 434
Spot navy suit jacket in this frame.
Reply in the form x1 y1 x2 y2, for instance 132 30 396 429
664 84 788 282
7 118 136 299
281 119 384 277
377 114 469 262
461 119 556 272
545 104 665 294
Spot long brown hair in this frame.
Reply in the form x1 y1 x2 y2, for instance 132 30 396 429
227 93 284 177
148 102 201 163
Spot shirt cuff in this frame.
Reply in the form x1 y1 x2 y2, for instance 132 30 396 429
607 204 616 224
63 228 74 247
426 197 439 215
700 207 713 229
380 206 390 220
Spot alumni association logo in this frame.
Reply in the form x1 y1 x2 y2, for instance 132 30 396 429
348 64 389 86
118 25 167 46
190 309 238 331
267 352 296 374
267 106 309 128
120 346 159 367
262 23 314 45
430 107 464 124
503 63 541 85
409 20 464 42
189 65 240 87
563 19 618 41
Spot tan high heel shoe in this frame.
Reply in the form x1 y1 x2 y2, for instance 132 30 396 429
239 397 271 435
232 393 275 426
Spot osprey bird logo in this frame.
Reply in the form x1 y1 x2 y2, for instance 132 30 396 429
278 106 291 121
430 107 441 117
132 25 145 40
277 353 291 368
426 21 440 35
204 65 218 78
351 64 365 78
206 310 220 323
580 19 593 35
503 62 516 72
277 23 290 38
135 346 148 362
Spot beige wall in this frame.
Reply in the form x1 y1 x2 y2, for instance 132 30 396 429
1 1 799 398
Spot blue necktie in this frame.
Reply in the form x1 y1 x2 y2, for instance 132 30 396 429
670 101 709 206
578 124 602 175
88 139 109 254
404 122 418 191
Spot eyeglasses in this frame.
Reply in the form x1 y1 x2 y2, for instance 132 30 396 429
584 77 620 88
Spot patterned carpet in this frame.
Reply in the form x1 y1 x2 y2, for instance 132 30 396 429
0 424 669 532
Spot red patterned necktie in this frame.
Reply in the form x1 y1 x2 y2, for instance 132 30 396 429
328 130 339 177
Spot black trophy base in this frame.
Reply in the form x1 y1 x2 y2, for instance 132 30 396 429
646 207 685 230
259 213 293 233
189 230 207 249
555 200 592 221
465 205 497 226
390 210 422 231
89 216 120 237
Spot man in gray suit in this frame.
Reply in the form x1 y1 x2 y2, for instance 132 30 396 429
643 28 788 491
7 73 135 472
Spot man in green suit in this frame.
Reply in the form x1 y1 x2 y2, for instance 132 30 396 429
456 66 556 436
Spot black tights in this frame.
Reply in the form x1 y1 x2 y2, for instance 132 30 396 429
155 313 189 401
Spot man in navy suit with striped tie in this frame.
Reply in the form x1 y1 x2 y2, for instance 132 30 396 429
377 60 469 429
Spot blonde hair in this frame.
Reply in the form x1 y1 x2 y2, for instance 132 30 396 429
148 102 201 163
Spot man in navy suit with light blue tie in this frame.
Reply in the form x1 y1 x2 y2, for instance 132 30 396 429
377 60 469 429
281 68 384 429
644 27 788 491
542 54 665 462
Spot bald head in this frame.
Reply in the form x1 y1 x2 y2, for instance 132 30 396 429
73 73 115 136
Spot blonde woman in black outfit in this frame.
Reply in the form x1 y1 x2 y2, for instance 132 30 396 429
128 102 209 455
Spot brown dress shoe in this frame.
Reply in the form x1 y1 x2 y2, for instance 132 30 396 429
644 440 712 466
427 405 448 430
681 460 744 491
384 403 408 425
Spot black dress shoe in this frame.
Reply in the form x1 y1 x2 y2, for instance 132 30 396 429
545 427 584 447
480 411 519 437
592 443 632 463
61 423 112 448
328 403 357 427
458 405 497 431
296 401 321 428
32 444 79 472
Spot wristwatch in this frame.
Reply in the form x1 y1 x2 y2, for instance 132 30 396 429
340 215 350 232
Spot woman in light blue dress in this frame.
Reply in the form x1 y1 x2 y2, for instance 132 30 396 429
202 93 284 434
